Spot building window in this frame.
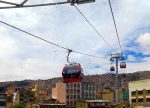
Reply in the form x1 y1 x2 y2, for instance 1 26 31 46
138 98 143 102
82 94 84 98
20 98 24 101
82 91 84 94
131 91 136 96
70 101 73 106
146 98 150 102
67 101 69 106
122 106 126 108
0 101 6 106
74 84 76 87
147 90 150 94
0 95 6 99
66 95 69 99
30 99 33 102
74 95 76 99
82 84 84 87
20 94 24 97
86 84 88 87
70 89 73 93
89 87 91 90
66 89 69 93
77 90 80 93
89 83 91 86
66 84 69 88
77 84 80 88
138 90 143 95
70 84 73 88
70 95 73 99
82 87 84 90
123 94 126 97
131 99 136 103
77 95 80 99
30 95 33 97
74 89 76 93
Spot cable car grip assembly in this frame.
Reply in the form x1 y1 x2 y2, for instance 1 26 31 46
67 49 73 63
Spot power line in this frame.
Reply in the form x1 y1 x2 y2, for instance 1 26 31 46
108 0 123 53
74 5 117 54
0 20 108 60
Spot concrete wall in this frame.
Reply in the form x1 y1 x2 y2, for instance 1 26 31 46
52 82 66 103
129 79 150 104
76 100 87 108
102 92 114 102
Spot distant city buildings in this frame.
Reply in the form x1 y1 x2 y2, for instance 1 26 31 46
0 93 7 108
18 87 35 108
2 75 150 108
52 81 96 108
0 84 65 108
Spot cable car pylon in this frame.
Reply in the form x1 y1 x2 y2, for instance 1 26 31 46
110 53 125 102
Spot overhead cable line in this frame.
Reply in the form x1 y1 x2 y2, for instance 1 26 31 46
0 21 67 50
108 0 123 53
0 20 108 60
0 1 69 9
74 5 117 54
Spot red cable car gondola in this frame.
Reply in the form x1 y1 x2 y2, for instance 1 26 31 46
110 66 115 71
120 62 126 68
62 49 84 83
62 62 84 83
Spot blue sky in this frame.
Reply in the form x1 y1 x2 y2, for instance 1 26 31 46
0 0 150 81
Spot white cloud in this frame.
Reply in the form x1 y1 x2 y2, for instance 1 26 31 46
0 26 19 57
125 61 150 73
136 33 150 47
127 55 136 62
135 33 150 54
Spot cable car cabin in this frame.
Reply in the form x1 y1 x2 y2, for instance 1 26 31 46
62 62 84 83
110 66 115 71
120 62 126 68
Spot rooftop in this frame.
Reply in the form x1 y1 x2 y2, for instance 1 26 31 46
77 100 111 103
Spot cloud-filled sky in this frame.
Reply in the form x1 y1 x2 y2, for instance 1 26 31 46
0 0 150 81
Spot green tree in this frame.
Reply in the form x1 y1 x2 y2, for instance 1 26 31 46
12 103 25 108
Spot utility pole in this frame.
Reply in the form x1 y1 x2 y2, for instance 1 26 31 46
110 53 124 102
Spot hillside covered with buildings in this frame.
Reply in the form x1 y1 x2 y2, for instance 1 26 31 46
0 71 150 91
0 71 150 108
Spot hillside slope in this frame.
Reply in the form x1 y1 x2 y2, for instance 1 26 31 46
0 71 150 91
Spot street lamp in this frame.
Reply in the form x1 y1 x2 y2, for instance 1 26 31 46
68 0 95 5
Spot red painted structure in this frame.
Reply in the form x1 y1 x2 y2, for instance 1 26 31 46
62 63 84 83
